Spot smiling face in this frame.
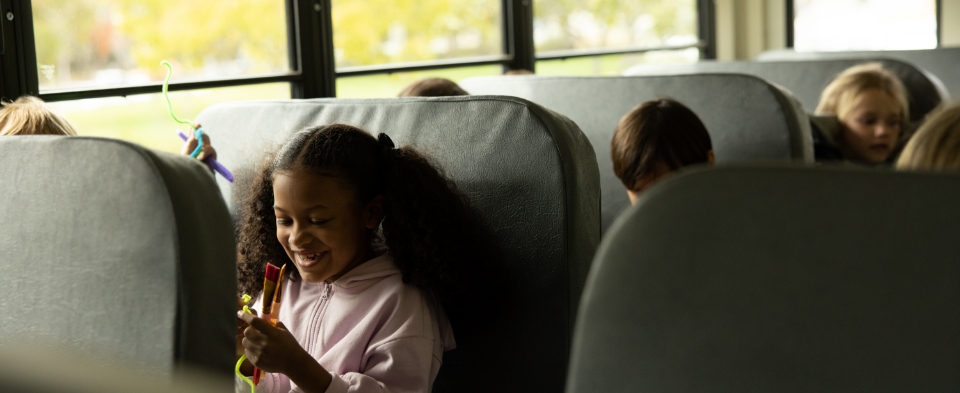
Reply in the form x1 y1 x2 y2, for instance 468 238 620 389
273 168 383 283
838 89 903 163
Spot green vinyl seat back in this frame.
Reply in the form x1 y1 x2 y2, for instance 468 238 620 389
195 96 600 393
570 165 960 393
0 136 236 380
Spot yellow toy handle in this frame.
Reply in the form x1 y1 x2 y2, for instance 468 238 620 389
237 294 256 393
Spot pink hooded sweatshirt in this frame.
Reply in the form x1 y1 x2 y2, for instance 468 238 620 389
244 253 456 393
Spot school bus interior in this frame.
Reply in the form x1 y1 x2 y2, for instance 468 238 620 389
1 1 959 392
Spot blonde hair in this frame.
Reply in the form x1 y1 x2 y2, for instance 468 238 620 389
816 63 910 128
896 104 960 171
0 96 77 136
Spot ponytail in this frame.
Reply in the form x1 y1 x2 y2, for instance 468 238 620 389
377 134 496 306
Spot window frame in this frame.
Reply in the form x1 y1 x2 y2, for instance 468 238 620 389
0 0 713 102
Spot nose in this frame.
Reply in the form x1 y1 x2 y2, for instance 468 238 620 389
288 223 311 249
875 123 892 138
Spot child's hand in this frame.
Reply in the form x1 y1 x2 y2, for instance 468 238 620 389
237 296 257 359
238 311 305 374
180 123 218 164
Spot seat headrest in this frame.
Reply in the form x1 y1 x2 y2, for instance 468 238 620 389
570 165 960 392
0 136 236 378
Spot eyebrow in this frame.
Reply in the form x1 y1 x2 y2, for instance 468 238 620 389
273 204 328 212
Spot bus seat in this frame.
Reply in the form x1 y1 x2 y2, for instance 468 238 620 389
195 96 600 393
0 136 236 380
460 74 812 234
757 47 959 101
569 165 960 393
624 58 946 123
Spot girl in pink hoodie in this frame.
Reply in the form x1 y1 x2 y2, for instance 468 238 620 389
234 124 494 393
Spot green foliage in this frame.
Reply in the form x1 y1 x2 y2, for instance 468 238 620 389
331 0 501 67
534 0 696 51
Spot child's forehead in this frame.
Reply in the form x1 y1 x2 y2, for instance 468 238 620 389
273 169 357 206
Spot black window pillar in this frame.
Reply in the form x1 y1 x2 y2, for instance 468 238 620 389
697 0 716 59
785 0 795 48
0 0 38 101
288 0 336 98
502 0 535 73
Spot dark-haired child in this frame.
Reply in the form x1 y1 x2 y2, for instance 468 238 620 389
235 124 493 393
397 78 469 97
611 98 714 204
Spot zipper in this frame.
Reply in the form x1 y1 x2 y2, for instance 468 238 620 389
304 283 333 355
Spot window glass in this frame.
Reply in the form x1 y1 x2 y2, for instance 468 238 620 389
337 65 502 98
33 0 289 91
46 83 290 153
794 0 937 51
536 48 698 76
534 0 698 53
331 0 503 68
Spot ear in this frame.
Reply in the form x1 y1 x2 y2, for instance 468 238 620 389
363 195 385 230
707 150 716 165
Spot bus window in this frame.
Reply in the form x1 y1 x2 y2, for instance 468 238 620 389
534 0 699 75
32 0 289 91
331 1 502 98
32 0 291 152
794 0 937 52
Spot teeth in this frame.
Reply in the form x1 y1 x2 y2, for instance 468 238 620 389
300 253 318 261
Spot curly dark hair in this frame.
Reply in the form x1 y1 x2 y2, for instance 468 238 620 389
236 124 497 307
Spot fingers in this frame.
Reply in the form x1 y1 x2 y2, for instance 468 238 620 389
238 311 272 331
195 132 218 163
179 131 198 157
243 325 269 343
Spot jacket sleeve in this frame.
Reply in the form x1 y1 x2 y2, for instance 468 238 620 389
321 337 440 393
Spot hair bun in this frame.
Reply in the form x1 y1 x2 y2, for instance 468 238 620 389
377 133 396 150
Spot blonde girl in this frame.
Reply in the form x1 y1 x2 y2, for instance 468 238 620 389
815 63 910 164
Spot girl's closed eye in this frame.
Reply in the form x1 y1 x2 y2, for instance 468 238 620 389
311 218 332 226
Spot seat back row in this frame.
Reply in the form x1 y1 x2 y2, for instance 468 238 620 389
623 58 947 122
461 74 813 233
0 97 601 393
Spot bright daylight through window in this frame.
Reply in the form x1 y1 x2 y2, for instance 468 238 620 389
794 0 937 51
31 0 290 152
533 0 699 75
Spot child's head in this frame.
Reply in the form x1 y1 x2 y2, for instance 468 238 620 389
896 104 960 171
0 96 77 136
816 63 909 163
237 124 495 305
398 78 469 97
611 98 714 204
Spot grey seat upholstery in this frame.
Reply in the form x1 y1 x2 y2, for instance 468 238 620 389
624 59 947 122
195 96 600 393
0 137 236 379
460 75 812 234
569 165 960 393
757 48 958 100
